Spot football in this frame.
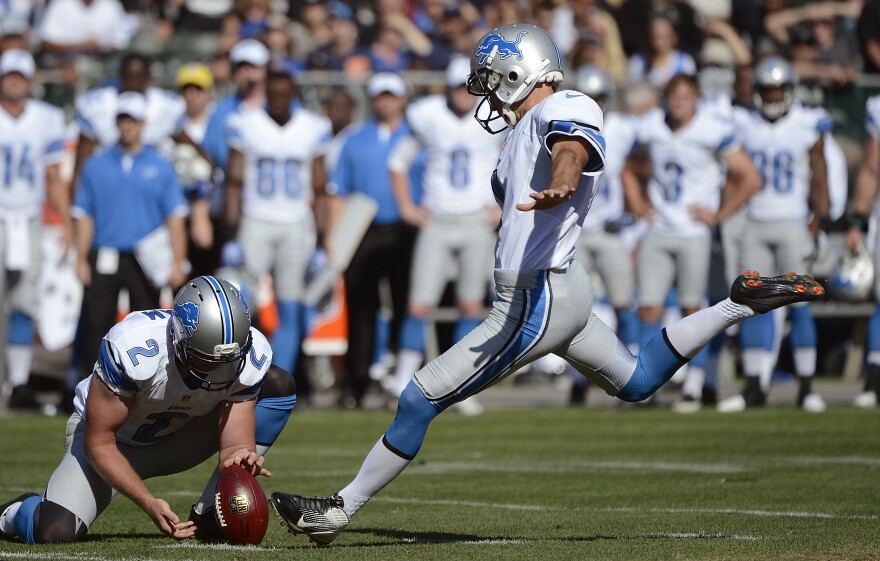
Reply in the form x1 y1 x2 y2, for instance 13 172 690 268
214 464 269 545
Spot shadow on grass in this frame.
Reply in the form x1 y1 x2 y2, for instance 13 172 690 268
312 528 624 548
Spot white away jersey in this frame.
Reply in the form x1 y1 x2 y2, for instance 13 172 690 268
391 95 503 214
74 86 186 149
227 107 331 223
493 90 605 271
0 100 66 219
734 103 832 221
638 107 738 237
73 310 272 447
582 111 636 231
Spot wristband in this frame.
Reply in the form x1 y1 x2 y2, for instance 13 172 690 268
848 213 870 232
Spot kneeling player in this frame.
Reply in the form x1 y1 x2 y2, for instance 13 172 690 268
0 276 297 543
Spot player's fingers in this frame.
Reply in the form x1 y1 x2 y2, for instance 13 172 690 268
515 202 537 211
256 467 272 478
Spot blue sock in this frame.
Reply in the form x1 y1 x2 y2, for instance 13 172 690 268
869 307 880 353
8 312 34 345
255 394 297 448
618 328 688 402
373 314 390 363
616 308 639 349
739 314 769 349
272 301 304 373
789 305 817 348
383 382 440 459
689 344 710 370
453 316 481 344
639 320 661 352
399 315 426 352
13 495 41 544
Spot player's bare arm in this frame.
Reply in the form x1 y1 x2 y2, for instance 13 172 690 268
46 162 72 257
706 148 761 226
389 135 428 226
621 158 652 219
846 134 879 251
74 216 94 287
224 148 244 230
517 137 591 212
218 399 271 478
807 135 830 235
83 375 196 540
71 133 97 193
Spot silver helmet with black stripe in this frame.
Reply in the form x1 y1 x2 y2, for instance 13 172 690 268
171 275 253 391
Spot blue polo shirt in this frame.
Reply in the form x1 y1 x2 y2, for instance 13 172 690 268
329 120 412 224
73 146 187 251
202 94 243 171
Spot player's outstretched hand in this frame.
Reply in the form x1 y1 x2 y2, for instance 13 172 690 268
145 497 196 540
223 448 272 478
516 185 577 212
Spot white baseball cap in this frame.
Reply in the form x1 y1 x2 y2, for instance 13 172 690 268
230 39 270 67
446 55 471 88
116 91 147 121
0 49 35 79
367 72 407 98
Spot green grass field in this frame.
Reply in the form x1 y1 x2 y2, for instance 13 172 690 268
1 406 878 561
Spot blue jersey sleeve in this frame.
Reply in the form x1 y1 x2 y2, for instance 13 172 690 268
96 339 141 397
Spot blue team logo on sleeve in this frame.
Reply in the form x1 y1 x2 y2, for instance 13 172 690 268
174 301 200 337
476 31 527 65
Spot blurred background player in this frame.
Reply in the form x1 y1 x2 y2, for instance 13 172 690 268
72 92 189 393
224 70 331 379
0 276 296 544
326 72 415 408
383 56 502 410
568 66 639 405
71 53 187 187
629 73 761 413
0 49 69 410
718 58 831 414
845 94 880 409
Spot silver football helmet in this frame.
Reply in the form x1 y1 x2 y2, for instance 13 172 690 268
467 23 564 133
171 275 253 391
575 66 612 111
829 250 874 302
752 57 797 121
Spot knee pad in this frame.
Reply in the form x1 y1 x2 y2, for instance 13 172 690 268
255 366 297 448
19 499 86 544
385 382 440 459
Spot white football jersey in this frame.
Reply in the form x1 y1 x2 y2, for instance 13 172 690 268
866 96 880 215
824 133 846 222
74 86 186 149
393 95 503 214
0 100 66 219
74 310 272 447
734 103 832 221
582 111 636 231
227 107 331 223
638 107 738 237
493 90 606 271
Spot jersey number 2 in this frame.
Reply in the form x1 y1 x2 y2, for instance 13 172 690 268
132 411 190 443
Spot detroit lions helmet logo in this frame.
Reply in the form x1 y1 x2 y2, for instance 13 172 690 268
174 300 200 337
475 31 527 65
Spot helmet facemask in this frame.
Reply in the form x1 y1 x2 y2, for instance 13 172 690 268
467 49 555 134
754 84 794 121
172 319 253 391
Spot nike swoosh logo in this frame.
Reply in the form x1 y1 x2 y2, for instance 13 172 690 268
565 92 584 98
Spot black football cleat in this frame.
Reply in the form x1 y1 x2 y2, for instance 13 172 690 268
188 504 226 543
730 270 824 314
270 492 349 546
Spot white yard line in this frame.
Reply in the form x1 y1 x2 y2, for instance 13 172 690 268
645 532 761 541
0 552 162 561
161 542 279 552
376 497 878 520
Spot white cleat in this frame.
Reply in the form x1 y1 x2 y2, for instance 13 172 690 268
854 391 877 409
270 492 350 546
671 397 702 414
800 393 827 413
716 394 747 413
452 396 484 416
